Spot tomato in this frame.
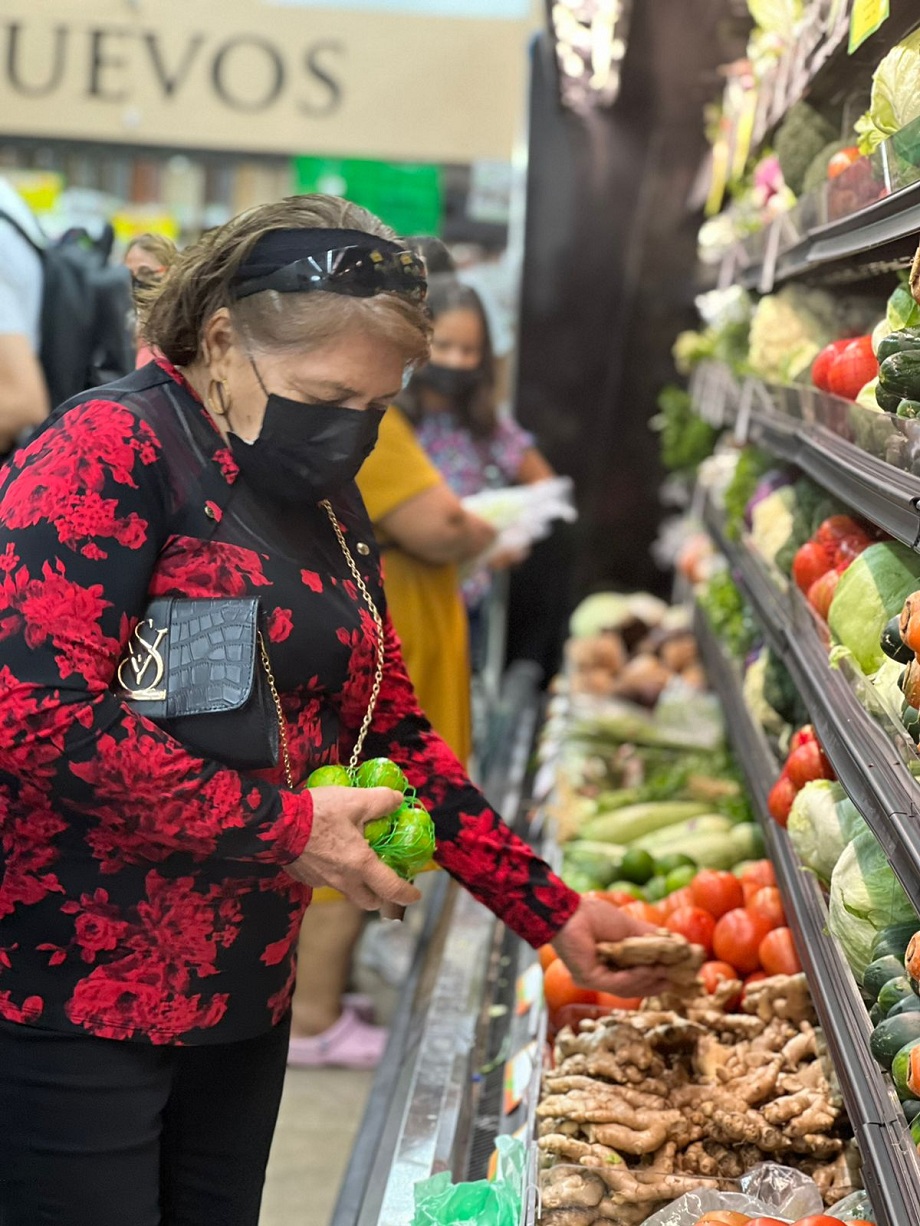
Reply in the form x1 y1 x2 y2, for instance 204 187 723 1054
690 869 744 919
619 900 666 926
815 514 869 554
759 926 802 976
694 1214 752 1225
699 960 740 994
807 567 842 620
744 1219 786 1226
660 887 695 916
785 741 834 789
738 860 776 889
601 889 646 907
538 944 558 972
767 774 798 827
713 908 773 975
827 336 879 401
543 959 597 1013
665 906 716 955
792 540 833 592
789 725 817 751
747 886 786 930
812 337 852 392
594 991 642 1010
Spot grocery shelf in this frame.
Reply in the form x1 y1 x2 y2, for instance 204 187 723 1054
693 604 920 1226
702 497 920 910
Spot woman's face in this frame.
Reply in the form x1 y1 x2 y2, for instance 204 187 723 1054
125 244 165 280
429 308 484 371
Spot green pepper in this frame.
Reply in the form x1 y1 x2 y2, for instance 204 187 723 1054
879 350 920 402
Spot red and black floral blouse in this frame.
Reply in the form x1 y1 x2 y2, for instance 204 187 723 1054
0 360 579 1046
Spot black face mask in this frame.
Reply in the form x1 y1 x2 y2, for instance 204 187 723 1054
417 362 483 399
228 360 384 506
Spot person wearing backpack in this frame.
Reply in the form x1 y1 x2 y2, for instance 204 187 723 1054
0 180 135 440
0 178 50 453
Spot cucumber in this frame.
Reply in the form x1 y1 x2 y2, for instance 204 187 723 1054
904 1098 920 1122
898 399 920 419
878 328 920 363
879 976 915 1014
889 994 920 1018
877 382 904 413
880 350 920 402
892 1038 920 1099
864 955 907 999
871 1013 920 1070
872 922 919 963
881 617 914 665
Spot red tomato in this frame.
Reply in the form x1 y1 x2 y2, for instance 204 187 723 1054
747 886 786 930
792 540 833 593
583 889 640 908
594 991 642 1010
815 514 869 553
811 337 852 392
744 1219 787 1226
660 887 695 916
827 336 879 401
538 944 558 972
785 741 834 789
699 960 740 994
827 146 860 179
543 959 597 1013
742 879 763 904
767 774 798 827
759 926 802 976
789 725 817 751
665 906 716 956
794 1219 852 1226
619 900 666 926
738 861 776 889
695 1214 752 1225
690 869 744 919
713 908 773 975
807 567 842 620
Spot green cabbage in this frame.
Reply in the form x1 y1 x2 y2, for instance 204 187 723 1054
855 31 920 155
786 779 867 885
828 829 917 982
827 541 920 674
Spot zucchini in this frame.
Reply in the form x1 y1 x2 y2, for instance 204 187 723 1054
878 976 914 1014
879 351 920 402
888 994 920 1018
580 801 711 845
881 617 914 665
892 1038 920 1099
864 955 907 1000
878 327 920 363
870 1013 920 1069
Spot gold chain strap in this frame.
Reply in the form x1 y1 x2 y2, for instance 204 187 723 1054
320 500 386 773
258 502 385 789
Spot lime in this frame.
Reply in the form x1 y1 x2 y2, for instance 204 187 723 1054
618 848 655 886
644 875 668 903
665 864 697 894
655 852 697 875
608 881 645 899
364 815 394 847
354 757 409 792
306 764 352 787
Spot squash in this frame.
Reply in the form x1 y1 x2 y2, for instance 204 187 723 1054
869 1013 920 1069
864 955 908 1000
878 976 915 1014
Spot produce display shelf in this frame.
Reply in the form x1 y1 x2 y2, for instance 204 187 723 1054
702 497 920 911
693 605 920 1226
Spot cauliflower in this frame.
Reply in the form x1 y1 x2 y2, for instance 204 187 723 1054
747 286 840 383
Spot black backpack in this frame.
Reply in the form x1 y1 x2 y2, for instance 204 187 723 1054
0 210 135 409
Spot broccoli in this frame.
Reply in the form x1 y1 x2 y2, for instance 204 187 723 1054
763 647 808 727
651 384 718 472
775 102 837 196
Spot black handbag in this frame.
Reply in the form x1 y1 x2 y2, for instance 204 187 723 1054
112 597 291 781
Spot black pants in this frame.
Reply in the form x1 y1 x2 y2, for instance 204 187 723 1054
0 1013 291 1226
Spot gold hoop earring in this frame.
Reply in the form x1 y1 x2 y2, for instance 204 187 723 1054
207 378 231 417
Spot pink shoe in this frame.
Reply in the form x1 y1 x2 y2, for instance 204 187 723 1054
287 1007 388 1070
342 992 375 1023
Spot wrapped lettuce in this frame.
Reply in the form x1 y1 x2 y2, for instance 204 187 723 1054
827 541 920 674
829 828 917 982
786 779 867 885
855 30 920 155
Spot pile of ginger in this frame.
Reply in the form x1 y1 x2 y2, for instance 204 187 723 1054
537 973 859 1226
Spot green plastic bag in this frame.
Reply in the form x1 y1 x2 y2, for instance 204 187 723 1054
411 1136 526 1226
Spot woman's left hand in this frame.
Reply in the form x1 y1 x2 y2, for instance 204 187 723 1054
551 896 674 998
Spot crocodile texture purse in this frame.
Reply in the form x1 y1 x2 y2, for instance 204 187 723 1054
112 597 291 783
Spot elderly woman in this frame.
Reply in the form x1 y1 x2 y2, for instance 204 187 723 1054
0 195 667 1226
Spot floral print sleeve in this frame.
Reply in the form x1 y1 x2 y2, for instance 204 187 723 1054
360 616 579 948
0 399 313 869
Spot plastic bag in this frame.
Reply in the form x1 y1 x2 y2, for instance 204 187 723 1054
462 477 577 562
638 1163 823 1225
827 1189 876 1221
411 1136 526 1226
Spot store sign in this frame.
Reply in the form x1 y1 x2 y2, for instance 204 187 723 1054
0 0 535 162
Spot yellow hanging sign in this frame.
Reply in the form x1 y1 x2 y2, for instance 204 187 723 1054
848 0 890 54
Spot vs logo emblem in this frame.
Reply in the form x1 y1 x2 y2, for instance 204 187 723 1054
117 618 168 700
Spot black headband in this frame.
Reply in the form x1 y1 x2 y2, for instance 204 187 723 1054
232 228 405 287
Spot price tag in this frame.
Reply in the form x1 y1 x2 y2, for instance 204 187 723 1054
734 379 755 446
515 962 544 1017
849 0 889 53
503 1040 538 1115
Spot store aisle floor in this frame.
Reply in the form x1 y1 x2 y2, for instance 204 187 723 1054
260 1066 373 1226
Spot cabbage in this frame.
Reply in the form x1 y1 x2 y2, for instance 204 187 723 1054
827 541 920 674
569 591 667 639
786 779 867 885
828 829 917 982
855 31 920 155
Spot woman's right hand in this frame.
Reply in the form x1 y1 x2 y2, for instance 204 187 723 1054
285 786 421 912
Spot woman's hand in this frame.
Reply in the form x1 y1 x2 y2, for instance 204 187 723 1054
285 786 421 913
551 896 674 998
